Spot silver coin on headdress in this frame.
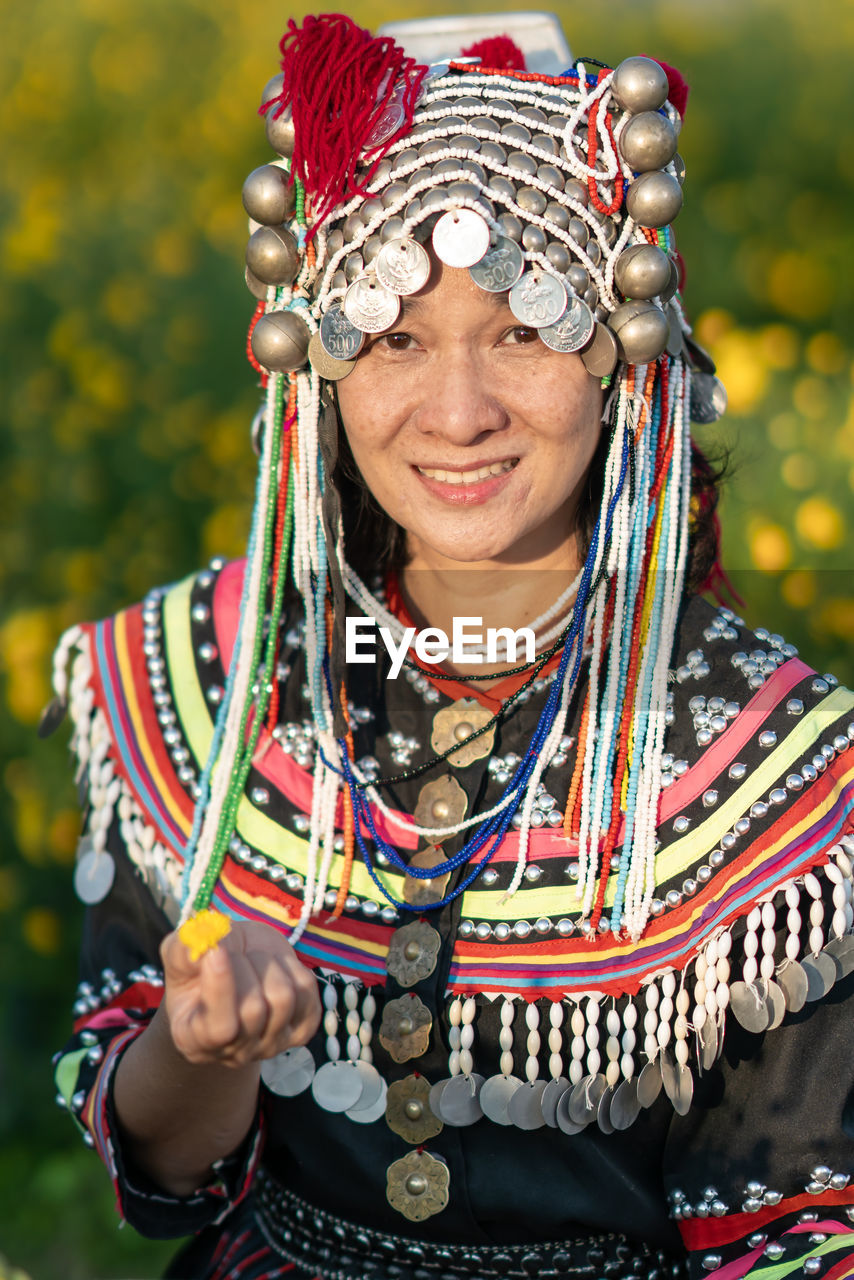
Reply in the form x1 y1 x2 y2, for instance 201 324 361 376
469 237 525 292
508 272 567 328
343 277 401 333
319 304 366 361
432 209 491 269
539 296 595 353
374 237 432 296
308 332 355 381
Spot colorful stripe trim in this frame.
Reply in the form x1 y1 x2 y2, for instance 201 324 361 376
678 1189 854 1248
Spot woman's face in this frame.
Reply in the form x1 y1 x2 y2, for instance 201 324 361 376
336 262 604 569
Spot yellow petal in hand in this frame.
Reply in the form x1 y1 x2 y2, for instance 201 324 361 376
178 909 232 962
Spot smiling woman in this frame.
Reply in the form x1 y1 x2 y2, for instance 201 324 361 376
47 11 854 1280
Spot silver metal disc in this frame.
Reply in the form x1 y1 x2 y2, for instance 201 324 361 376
509 272 567 328
308 332 355 381
597 1085 616 1134
437 1073 484 1126
507 1080 547 1130
826 936 854 981
540 1077 570 1128
261 1045 316 1097
802 952 836 1002
310 1059 364 1112
671 1064 693 1116
38 694 67 739
776 961 808 1013
469 236 525 292
375 237 432 296
342 277 401 333
428 1077 450 1119
539 296 595 353
637 1059 663 1108
346 1077 388 1124
345 1060 385 1113
610 1078 642 1130
567 1073 607 1125
659 1050 679 1105
319 305 365 360
765 979 787 1030
74 849 116 905
698 1015 719 1072
556 1087 588 1135
478 1074 523 1126
364 101 406 150
432 209 491 269
730 979 771 1033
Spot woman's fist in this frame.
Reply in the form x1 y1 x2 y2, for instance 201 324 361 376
160 920 321 1066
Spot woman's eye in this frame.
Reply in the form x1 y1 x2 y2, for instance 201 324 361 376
502 326 540 346
376 332 418 352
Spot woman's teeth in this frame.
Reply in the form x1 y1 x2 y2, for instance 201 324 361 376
417 459 516 484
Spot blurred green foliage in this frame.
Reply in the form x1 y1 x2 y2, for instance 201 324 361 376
0 0 851 1276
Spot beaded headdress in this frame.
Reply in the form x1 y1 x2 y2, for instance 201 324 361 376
178 13 726 943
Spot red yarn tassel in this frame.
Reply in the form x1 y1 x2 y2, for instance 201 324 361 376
262 14 427 231
643 55 690 118
461 35 527 72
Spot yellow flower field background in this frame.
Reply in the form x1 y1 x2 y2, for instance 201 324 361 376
0 0 851 1275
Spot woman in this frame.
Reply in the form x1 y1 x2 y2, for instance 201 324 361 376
50 13 854 1279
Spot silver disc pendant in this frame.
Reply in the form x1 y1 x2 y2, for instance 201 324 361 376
469 236 525 292
346 1060 385 1113
437 1073 484 1126
508 272 567 328
637 1059 663 1108
555 1087 588 1135
308 332 355 381
764 979 788 1030
540 1077 570 1128
343 277 401 333
74 849 116 905
261 1045 316 1097
432 209 491 269
659 1050 679 1106
364 100 406 151
539 296 595 353
311 1059 364 1113
698 1015 719 1072
730 980 771 1033
507 1080 547 1130
610 1077 642 1130
670 1064 693 1116
375 237 431 296
347 1075 388 1124
38 695 67 739
776 961 808 1013
597 1085 616 1134
567 1073 607 1125
478 1074 523 1126
802 952 836 1002
827 936 854 981
319 305 365 360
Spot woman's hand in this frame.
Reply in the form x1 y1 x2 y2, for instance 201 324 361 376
160 920 321 1067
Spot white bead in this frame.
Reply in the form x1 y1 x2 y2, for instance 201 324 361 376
832 910 847 939
695 980 707 1005
345 1010 360 1037
585 1024 599 1050
717 930 732 958
358 1023 372 1046
606 1035 620 1062
449 1027 461 1051
587 1048 601 1073
343 984 358 1011
747 906 762 931
623 1003 638 1029
695 954 708 982
569 1058 583 1085
674 1040 689 1066
645 984 660 1009
785 883 800 909
761 928 776 955
620 1052 635 1079
499 1026 514 1052
346 1034 361 1059
662 972 677 998
644 1034 658 1059
548 1027 563 1054
327 1038 341 1062
621 1028 636 1053
716 983 730 1010
833 884 846 910
460 1049 474 1076
322 985 338 1011
761 901 776 930
785 932 800 961
803 872 822 899
525 1004 540 1030
675 988 690 1016
500 1050 514 1076
571 1008 585 1036
743 956 758 983
323 1010 338 1037
809 926 824 955
809 900 824 927
362 993 376 1021
550 1003 564 1028
501 1000 515 1026
460 1025 474 1050
448 1049 461 1075
606 1008 621 1036
660 996 674 1023
572 1035 586 1060
825 861 843 885
549 1052 563 1079
586 999 601 1024
693 1004 707 1030
787 907 801 933
449 998 462 1026
527 1030 541 1057
656 1021 672 1048
463 997 477 1022
744 931 759 957
674 1015 689 1039
606 1060 621 1086
759 954 775 981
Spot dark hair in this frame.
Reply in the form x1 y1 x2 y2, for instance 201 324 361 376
333 397 726 596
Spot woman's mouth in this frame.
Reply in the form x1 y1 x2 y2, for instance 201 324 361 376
412 458 519 505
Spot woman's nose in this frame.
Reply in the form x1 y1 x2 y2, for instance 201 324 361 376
414 349 509 445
